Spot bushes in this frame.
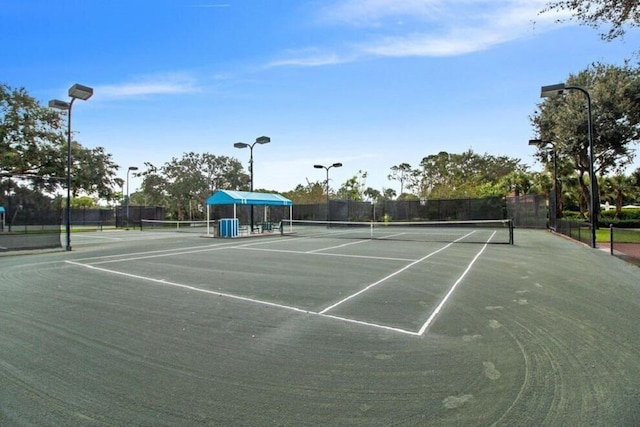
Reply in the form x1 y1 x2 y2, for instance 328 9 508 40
600 208 640 228
601 208 640 220
563 208 640 228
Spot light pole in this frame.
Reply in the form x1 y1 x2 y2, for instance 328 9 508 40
234 136 270 231
314 162 342 222
126 166 138 229
541 83 596 248
529 139 558 230
49 83 94 251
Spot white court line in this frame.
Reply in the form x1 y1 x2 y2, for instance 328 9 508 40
65 260 420 336
72 234 125 241
318 231 476 314
236 246 416 262
416 232 495 335
65 230 495 337
306 239 370 254
74 237 282 265
66 260 311 314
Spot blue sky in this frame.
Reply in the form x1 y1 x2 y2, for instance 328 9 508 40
3 0 639 195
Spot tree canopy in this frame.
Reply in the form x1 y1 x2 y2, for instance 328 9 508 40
542 0 640 40
531 62 640 221
137 153 247 220
1 83 121 201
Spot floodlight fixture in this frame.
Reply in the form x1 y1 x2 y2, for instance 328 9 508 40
49 99 70 110
69 84 94 101
540 83 565 98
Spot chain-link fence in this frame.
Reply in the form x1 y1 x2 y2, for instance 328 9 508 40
505 195 548 229
0 193 62 251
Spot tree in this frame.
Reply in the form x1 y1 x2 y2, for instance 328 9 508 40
1 83 65 191
498 171 532 197
137 153 248 219
414 150 525 198
600 174 637 215
337 170 368 201
383 188 397 200
1 83 121 201
71 196 97 208
363 187 381 202
283 180 325 204
531 62 640 223
387 163 412 196
72 145 121 201
541 0 640 40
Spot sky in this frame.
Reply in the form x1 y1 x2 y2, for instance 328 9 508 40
2 0 640 195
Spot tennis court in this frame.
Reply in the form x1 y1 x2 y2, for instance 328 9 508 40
1 226 640 425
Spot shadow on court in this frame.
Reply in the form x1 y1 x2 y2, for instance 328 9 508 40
1 229 639 425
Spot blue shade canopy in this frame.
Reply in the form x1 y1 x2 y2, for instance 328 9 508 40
0 206 5 213
206 190 292 206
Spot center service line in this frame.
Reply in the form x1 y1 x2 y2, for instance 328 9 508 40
416 231 495 336
317 231 476 315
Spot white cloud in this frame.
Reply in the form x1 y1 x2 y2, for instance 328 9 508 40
273 0 570 65
265 49 347 68
96 73 199 99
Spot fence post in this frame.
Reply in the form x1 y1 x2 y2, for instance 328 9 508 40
610 224 613 256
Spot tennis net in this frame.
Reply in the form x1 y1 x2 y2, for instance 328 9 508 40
140 219 217 233
280 219 514 244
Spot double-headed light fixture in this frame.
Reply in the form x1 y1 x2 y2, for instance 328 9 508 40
314 162 342 222
234 136 271 231
49 84 94 251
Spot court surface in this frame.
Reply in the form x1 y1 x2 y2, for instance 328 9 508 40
1 228 640 425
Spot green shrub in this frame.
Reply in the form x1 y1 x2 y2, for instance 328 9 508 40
598 218 640 228
601 208 640 220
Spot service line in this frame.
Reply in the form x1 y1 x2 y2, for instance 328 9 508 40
318 231 476 314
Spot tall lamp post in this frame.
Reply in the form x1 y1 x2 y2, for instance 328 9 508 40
314 162 342 222
529 139 558 230
540 83 596 248
49 83 94 251
126 166 139 229
234 136 270 231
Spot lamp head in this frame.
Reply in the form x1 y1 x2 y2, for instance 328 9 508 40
234 142 249 149
255 136 271 145
314 164 324 169
332 162 343 168
528 139 542 146
128 166 139 171
69 84 94 101
49 99 70 110
541 83 565 98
